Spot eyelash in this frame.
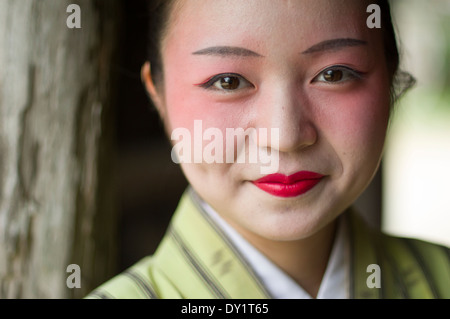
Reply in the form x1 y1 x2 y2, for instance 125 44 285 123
196 73 253 92
197 65 365 92
312 65 365 84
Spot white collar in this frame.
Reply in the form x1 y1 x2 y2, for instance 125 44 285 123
201 201 350 299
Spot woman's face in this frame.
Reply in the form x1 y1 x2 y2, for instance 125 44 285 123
154 0 391 241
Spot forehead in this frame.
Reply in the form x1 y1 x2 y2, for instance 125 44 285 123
163 0 378 54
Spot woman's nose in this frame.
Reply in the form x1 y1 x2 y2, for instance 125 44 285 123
256 83 318 153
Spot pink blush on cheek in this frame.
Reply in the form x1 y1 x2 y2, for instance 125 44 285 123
309 66 390 156
164 66 248 133
164 86 234 144
326 92 390 160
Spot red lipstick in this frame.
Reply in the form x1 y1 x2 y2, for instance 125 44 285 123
252 171 324 198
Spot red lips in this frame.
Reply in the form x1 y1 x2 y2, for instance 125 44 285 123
252 171 324 198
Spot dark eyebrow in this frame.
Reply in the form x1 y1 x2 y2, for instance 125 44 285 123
192 46 263 58
301 38 367 54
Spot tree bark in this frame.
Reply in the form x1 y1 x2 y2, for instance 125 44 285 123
0 0 120 298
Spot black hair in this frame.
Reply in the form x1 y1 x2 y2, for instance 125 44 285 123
147 0 175 85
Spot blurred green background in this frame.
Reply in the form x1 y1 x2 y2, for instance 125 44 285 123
383 0 450 246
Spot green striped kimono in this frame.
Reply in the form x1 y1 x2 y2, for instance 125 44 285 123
87 189 450 299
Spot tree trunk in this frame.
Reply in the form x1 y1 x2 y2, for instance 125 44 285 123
0 0 120 298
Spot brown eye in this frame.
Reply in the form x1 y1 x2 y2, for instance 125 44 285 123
323 69 344 82
200 73 253 92
216 76 240 90
312 66 363 84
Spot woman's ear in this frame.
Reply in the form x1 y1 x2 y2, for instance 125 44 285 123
141 62 166 119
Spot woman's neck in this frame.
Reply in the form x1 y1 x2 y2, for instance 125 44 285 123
236 219 338 298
